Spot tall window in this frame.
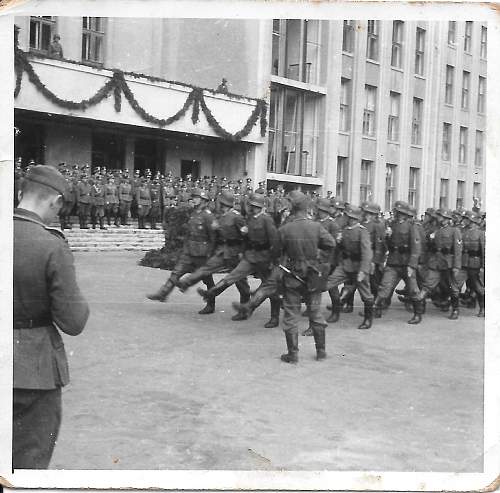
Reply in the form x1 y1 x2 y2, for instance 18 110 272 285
415 28 425 76
456 181 465 209
439 179 449 209
342 20 355 53
445 65 454 105
464 21 473 53
387 91 401 141
411 98 423 145
363 85 377 137
448 21 456 45
336 156 348 200
339 78 351 132
385 164 397 211
273 19 322 85
366 20 379 61
360 160 374 202
29 16 56 53
473 182 481 204
442 123 452 161
408 167 419 208
461 71 470 110
475 130 484 167
82 17 104 64
391 21 404 68
459 126 468 164
267 86 320 177
478 76 486 113
480 26 487 58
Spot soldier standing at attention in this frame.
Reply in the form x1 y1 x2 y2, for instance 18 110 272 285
149 177 162 230
13 165 89 468
104 175 120 227
76 174 91 229
59 170 76 230
326 206 374 330
90 174 106 230
146 188 216 314
136 177 152 229
118 175 133 226
278 191 335 363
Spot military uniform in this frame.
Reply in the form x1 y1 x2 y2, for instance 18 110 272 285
136 180 152 229
90 180 106 229
149 181 161 229
118 179 133 226
13 167 89 469
76 178 92 229
59 176 76 230
104 180 119 226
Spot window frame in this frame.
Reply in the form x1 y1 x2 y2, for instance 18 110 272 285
442 122 452 161
387 91 401 142
391 20 404 69
411 97 423 146
461 70 470 110
408 167 419 209
480 25 487 59
478 76 486 114
385 163 397 211
415 27 426 76
445 65 454 105
366 20 380 62
439 178 449 209
360 159 374 202
459 126 468 164
475 130 484 168
342 20 356 54
339 78 351 132
29 16 57 54
82 17 105 66
464 21 473 53
456 180 465 209
362 84 377 137
336 156 348 200
448 21 456 45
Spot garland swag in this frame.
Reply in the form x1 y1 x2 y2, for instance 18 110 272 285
14 48 267 142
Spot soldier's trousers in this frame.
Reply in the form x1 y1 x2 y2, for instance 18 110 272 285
327 265 374 303
282 277 327 336
223 258 272 286
149 205 161 226
91 205 105 219
376 265 420 301
13 387 61 469
169 254 214 289
119 201 131 223
181 252 250 300
78 203 90 225
456 268 485 297
417 268 460 299
137 206 151 228
105 203 118 224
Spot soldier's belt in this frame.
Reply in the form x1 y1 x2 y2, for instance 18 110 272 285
435 247 453 254
465 250 481 257
388 245 410 253
342 252 361 261
249 242 270 251
14 317 52 329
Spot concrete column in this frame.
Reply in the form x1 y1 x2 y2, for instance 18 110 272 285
124 136 135 173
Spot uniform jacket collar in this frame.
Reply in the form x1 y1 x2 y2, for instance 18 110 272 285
14 208 46 226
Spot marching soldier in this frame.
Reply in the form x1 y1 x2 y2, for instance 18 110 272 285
326 206 374 330
278 191 335 363
76 174 92 229
118 175 133 226
104 175 120 227
146 188 216 314
373 201 423 324
415 209 463 320
136 178 152 229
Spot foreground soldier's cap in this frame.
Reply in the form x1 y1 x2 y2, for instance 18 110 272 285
470 212 483 224
425 207 437 217
248 193 265 208
437 208 453 220
394 200 409 214
317 198 332 213
345 206 362 220
407 206 417 217
333 200 346 210
362 202 381 214
219 190 234 207
288 190 308 210
463 210 475 221
24 165 69 197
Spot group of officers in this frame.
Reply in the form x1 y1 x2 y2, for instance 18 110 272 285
143 178 486 363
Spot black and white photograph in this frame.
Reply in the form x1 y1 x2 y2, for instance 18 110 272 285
1 1 499 491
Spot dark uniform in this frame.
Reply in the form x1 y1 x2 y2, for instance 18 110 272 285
104 180 119 226
76 177 92 229
149 180 161 229
90 179 106 229
279 191 335 363
118 179 133 226
136 180 152 229
59 175 76 230
13 166 89 469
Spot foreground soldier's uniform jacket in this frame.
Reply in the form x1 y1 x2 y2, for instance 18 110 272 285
244 211 280 264
337 223 373 274
427 224 462 270
385 219 421 269
317 216 340 265
216 209 246 259
362 219 386 266
118 181 133 203
461 224 485 270
13 209 89 389
184 208 216 257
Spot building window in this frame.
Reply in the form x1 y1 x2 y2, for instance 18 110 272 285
360 160 374 202
267 86 320 177
342 20 355 53
415 27 425 76
29 16 56 53
408 167 419 209
448 21 456 45
82 17 104 64
473 182 482 208
461 71 470 110
336 156 348 200
442 123 452 161
459 126 468 164
391 20 404 68
475 130 484 167
387 91 401 142
480 26 487 58
385 164 397 211
478 76 486 113
366 20 379 61
411 98 423 145
464 21 473 53
362 85 377 137
439 179 449 209
456 181 465 209
339 78 351 132
271 19 281 76
445 65 454 105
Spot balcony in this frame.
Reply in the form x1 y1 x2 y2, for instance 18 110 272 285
14 53 266 144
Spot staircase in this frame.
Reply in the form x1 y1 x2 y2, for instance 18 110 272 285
57 221 165 252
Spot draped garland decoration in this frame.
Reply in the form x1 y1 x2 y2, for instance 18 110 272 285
14 48 268 142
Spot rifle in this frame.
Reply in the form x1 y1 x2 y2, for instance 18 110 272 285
278 264 307 285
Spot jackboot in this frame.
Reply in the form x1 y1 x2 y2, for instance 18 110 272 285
312 325 327 360
264 297 280 328
408 300 424 325
91 219 97 229
477 294 485 317
197 279 229 301
358 303 373 330
326 298 341 323
280 331 299 363
99 217 107 230
114 216 120 227
198 297 215 315
231 287 267 321
373 297 385 318
146 279 176 302
448 295 459 320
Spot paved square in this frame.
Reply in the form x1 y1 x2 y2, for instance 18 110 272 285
50 251 484 471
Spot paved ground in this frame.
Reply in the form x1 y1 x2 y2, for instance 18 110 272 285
50 251 484 472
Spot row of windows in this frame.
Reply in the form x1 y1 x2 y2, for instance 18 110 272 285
343 20 487 76
442 124 483 167
29 16 104 64
337 157 482 211
445 68 486 113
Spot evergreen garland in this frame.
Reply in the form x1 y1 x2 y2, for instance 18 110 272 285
14 48 268 142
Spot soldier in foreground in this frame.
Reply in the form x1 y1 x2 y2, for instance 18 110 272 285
13 165 89 468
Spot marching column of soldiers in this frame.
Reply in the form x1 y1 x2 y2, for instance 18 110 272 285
14 159 486 363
